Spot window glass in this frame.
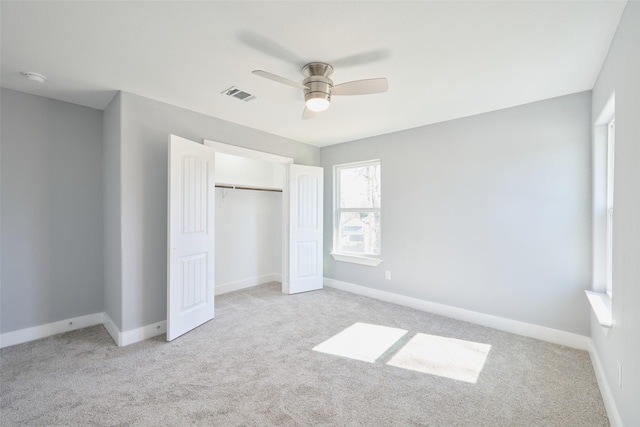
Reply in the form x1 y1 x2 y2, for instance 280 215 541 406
338 211 381 255
339 164 381 209
335 161 381 257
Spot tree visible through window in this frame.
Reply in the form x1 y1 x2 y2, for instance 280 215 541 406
335 160 381 256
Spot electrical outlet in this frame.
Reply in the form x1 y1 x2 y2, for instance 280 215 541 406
385 270 391 280
617 361 622 388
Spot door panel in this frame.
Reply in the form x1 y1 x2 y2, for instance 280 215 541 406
287 164 323 294
167 135 215 341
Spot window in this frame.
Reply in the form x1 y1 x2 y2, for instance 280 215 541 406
605 118 615 298
587 96 614 329
332 160 381 265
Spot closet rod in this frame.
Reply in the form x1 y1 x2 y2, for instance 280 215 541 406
215 184 282 193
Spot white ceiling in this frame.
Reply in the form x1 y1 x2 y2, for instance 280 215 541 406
1 1 627 147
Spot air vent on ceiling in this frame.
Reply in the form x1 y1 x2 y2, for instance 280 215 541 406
222 86 256 102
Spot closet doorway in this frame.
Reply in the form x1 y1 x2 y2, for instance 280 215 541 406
167 135 323 341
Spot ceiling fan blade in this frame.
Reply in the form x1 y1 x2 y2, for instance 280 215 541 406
332 78 388 96
239 31 304 64
252 70 308 90
302 107 318 120
331 49 390 68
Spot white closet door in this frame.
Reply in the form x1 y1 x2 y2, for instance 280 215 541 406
287 164 324 294
167 135 215 341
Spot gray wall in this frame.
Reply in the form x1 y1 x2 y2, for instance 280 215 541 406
113 92 319 331
0 88 104 333
590 2 640 424
320 91 592 335
103 93 122 330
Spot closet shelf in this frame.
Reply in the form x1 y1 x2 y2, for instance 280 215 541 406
215 183 283 193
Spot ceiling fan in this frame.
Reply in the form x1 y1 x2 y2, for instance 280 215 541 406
252 62 388 119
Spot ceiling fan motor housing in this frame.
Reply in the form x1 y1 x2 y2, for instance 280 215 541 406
303 62 333 106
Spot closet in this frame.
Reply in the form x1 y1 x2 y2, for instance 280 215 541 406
210 141 287 295
167 135 323 341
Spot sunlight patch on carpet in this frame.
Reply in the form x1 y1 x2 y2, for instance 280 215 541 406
312 322 407 363
386 333 491 383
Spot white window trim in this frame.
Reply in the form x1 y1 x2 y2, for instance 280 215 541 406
330 252 383 266
605 118 615 299
588 97 614 333
333 159 382 265
585 291 613 330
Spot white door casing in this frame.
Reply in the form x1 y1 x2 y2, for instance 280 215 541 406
286 164 324 294
167 135 215 341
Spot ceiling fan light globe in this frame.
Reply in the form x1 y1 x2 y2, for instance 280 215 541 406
306 97 330 112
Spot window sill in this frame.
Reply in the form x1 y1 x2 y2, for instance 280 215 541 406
585 291 613 329
330 252 382 267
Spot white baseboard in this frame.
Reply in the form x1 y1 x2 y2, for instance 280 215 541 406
101 313 166 347
0 313 104 349
120 320 166 347
1 274 281 349
101 312 122 346
588 339 623 427
102 312 166 347
215 273 280 295
324 278 590 351
0 312 166 349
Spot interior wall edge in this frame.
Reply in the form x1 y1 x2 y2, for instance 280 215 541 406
588 338 623 427
102 90 124 333
101 312 121 347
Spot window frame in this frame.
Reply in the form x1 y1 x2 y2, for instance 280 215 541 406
586 94 614 330
331 159 382 266
605 117 615 299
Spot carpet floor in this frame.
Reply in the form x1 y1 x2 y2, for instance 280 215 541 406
1 282 608 426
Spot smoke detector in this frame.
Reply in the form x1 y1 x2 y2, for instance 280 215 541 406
22 72 47 83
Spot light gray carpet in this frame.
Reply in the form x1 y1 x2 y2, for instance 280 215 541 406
1 282 608 426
